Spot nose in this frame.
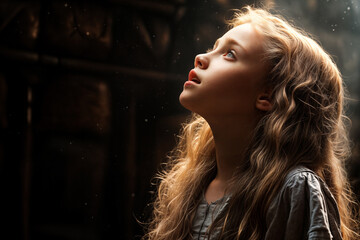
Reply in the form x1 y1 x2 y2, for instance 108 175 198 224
194 53 209 69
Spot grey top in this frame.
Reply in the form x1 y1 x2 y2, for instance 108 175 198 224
192 166 342 240
192 193 230 240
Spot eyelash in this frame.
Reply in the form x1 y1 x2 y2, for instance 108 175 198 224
224 50 236 59
206 48 236 59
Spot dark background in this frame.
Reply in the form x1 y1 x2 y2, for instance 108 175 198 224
0 0 359 239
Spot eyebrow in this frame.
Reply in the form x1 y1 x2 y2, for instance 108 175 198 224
213 37 248 54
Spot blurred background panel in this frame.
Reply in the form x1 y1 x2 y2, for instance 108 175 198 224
0 0 358 239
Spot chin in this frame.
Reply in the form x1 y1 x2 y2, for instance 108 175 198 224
179 92 196 112
179 93 190 109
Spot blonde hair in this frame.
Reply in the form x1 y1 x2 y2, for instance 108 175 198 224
144 6 359 240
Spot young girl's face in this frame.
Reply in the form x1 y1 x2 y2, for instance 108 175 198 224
179 23 269 120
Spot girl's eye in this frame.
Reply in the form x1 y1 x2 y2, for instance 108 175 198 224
224 50 236 59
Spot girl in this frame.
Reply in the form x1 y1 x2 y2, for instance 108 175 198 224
144 6 359 240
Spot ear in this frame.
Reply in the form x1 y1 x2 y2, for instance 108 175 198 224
255 90 272 112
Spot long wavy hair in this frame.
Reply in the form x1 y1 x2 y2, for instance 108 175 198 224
143 6 359 240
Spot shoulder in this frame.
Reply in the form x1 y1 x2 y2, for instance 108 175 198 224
284 166 323 188
281 166 336 203
265 166 342 240
281 166 340 220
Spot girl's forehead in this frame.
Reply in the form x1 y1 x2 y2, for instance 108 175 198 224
221 23 264 54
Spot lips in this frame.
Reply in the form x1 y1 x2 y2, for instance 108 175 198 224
188 69 201 84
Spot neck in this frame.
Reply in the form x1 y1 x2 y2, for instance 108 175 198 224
206 115 258 183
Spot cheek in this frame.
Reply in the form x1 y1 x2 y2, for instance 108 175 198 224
207 70 261 109
207 69 258 96
179 65 266 115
